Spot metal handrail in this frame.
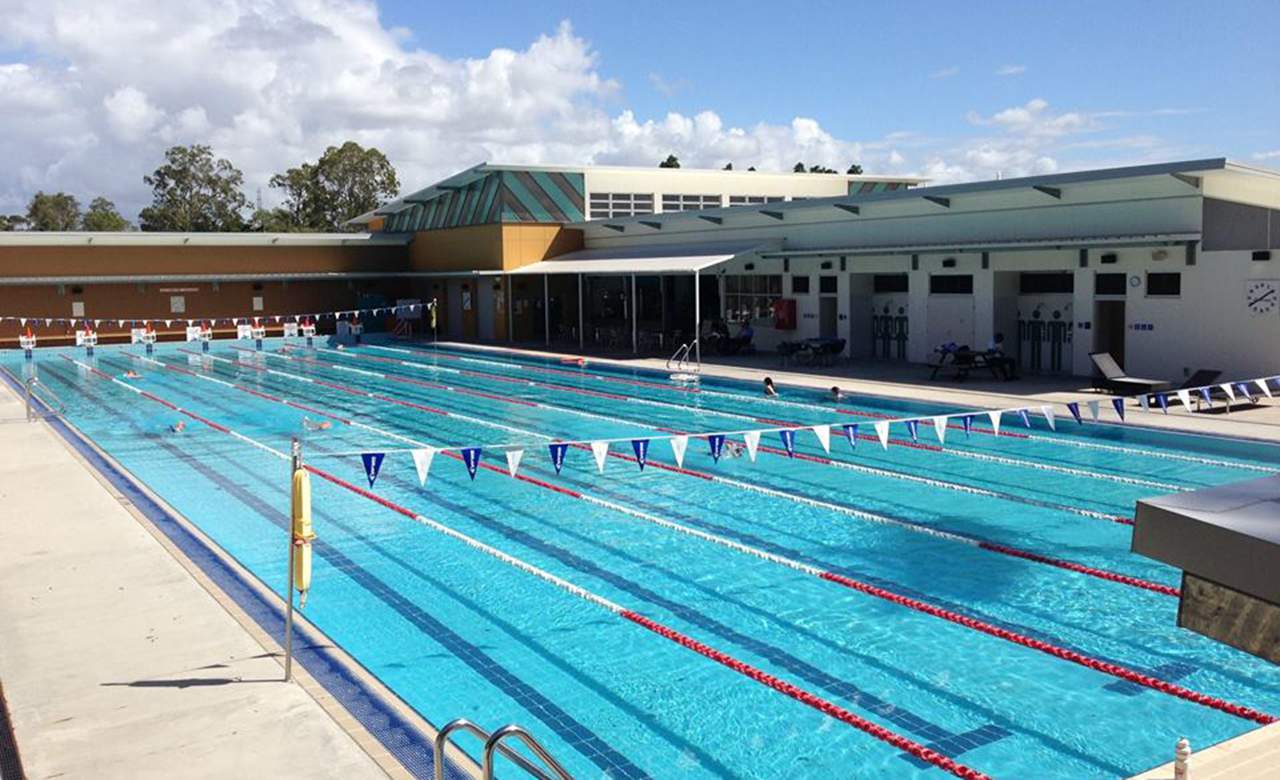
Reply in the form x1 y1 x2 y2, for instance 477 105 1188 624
24 376 67 421
665 341 690 370
433 719 562 780
482 725 574 780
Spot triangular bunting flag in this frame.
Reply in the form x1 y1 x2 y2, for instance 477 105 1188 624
873 421 890 449
1220 383 1236 402
932 416 947 445
1236 382 1252 402
361 452 385 488
987 410 1002 438
1086 400 1100 421
905 420 919 442
812 424 831 453
1111 397 1126 421
670 435 688 468
1137 394 1149 412
961 415 973 437
1067 402 1082 425
1176 389 1192 410
779 429 796 457
632 439 650 470
505 449 524 477
1256 379 1274 399
461 447 482 480
1198 387 1212 406
590 441 609 473
548 442 569 474
1017 409 1031 428
743 430 761 461
841 424 858 450
1156 393 1169 413
411 448 435 486
1041 406 1056 430
707 433 726 462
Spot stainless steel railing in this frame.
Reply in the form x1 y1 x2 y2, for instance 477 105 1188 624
434 718 571 780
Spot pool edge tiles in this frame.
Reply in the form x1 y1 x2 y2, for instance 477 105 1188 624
0 368 468 780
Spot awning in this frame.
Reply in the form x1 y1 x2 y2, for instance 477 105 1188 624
509 240 770 275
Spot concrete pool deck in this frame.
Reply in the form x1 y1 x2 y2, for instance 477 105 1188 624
0 383 396 779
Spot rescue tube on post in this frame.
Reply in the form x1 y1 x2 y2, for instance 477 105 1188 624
291 467 315 606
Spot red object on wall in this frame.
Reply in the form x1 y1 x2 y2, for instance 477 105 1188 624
772 298 797 330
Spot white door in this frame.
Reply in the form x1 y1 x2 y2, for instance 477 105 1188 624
926 295 975 351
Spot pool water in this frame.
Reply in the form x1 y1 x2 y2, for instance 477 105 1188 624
6 337 1280 779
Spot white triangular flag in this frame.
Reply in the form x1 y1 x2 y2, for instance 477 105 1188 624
987 410 1001 438
812 424 831 453
1041 406 1056 430
411 447 436 486
932 416 948 445
1220 383 1236 401
669 435 688 467
591 441 609 473
1176 389 1192 410
1086 400 1100 421
505 448 524 477
873 421 890 449
19 317 25 326
742 431 760 462
1137 394 1149 412
1256 379 1273 399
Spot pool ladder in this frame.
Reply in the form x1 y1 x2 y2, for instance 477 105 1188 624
22 376 67 422
433 718 573 780
666 339 700 381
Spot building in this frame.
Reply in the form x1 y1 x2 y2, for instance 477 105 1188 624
4 158 1280 383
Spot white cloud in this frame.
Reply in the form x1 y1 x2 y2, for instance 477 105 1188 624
0 1 1208 216
995 64 1027 76
1253 150 1280 161
647 72 690 97
930 66 959 79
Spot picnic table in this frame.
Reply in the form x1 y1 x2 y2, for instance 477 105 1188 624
929 349 1001 381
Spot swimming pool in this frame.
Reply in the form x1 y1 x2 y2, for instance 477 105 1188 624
5 337 1279 779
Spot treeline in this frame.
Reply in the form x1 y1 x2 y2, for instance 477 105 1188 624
658 154 864 175
1 141 399 234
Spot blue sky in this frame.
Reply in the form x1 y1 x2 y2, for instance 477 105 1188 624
0 0 1276 218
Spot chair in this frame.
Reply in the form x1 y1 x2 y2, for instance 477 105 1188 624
1089 352 1172 395
814 339 846 366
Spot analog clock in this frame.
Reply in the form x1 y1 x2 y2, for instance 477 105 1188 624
1246 281 1278 316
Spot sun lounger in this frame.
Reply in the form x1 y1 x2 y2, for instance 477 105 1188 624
1089 352 1172 395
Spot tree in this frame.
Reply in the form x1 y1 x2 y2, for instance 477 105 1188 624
808 164 837 174
0 215 28 231
793 162 806 173
847 163 864 175
267 141 399 232
722 162 733 170
249 207 297 233
659 154 681 169
139 145 249 231
81 197 131 231
26 191 81 230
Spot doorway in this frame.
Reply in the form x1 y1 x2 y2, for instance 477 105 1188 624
818 296 838 338
1093 300 1126 367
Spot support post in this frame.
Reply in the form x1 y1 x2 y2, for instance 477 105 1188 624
285 437 300 682
694 270 701 367
543 274 550 346
577 274 584 351
1174 738 1191 780
631 274 638 354
506 276 514 343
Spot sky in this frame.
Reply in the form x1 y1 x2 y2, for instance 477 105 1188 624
1 0 1277 221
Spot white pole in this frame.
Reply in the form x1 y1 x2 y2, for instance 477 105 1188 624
543 274 550 346
631 274 638 354
506 276 513 343
577 274 584 351
285 437 299 682
694 270 701 367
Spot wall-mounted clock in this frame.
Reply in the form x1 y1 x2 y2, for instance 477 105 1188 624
1246 280 1278 316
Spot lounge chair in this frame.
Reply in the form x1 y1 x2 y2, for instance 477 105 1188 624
1089 352 1172 396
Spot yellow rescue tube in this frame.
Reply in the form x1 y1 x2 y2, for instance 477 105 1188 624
291 468 316 603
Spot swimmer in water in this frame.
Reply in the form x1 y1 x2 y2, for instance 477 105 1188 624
302 417 332 431
123 370 142 379
724 440 745 458
169 420 186 434
763 377 778 397
830 386 842 402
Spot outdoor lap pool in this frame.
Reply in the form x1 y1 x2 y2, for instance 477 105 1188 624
4 337 1280 779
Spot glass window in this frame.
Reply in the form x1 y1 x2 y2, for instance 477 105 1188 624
791 275 810 294
661 194 721 212
1095 273 1126 296
1147 272 1181 297
929 275 973 294
1019 272 1074 294
588 193 654 219
722 275 783 322
873 274 908 293
819 276 838 294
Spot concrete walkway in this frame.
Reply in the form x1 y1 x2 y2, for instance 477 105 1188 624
0 386 390 779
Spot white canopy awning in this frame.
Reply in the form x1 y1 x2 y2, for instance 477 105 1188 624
509 240 768 275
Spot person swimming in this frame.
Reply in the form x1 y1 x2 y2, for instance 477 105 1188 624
723 440 745 458
830 386 842 402
763 377 778 397
123 370 141 379
302 417 333 431
168 420 186 434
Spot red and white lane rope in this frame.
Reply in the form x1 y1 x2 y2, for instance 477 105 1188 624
210 347 1172 593
350 343 1184 491
371 342 1276 475
77 355 1275 726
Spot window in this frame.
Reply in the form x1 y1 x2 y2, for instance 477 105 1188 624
791 275 810 294
1095 273 1126 296
1019 272 1074 294
929 275 973 294
873 274 908 293
1147 272 1181 297
661 194 721 212
589 192 654 219
819 276 838 294
723 275 782 321
728 195 785 207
